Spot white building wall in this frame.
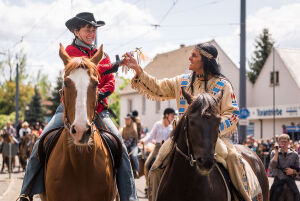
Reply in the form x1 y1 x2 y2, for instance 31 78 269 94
253 50 300 106
251 118 300 140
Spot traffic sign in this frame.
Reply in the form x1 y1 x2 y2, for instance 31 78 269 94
240 108 250 119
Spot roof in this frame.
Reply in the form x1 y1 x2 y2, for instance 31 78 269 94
276 48 300 88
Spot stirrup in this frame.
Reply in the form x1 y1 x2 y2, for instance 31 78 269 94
16 194 31 201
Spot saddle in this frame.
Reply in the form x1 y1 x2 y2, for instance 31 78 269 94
37 126 123 176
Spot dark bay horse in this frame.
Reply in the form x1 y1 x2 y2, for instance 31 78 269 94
156 90 269 201
42 44 116 201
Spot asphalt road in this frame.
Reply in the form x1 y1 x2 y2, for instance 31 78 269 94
1 158 299 201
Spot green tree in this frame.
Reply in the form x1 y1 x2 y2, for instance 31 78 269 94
24 87 44 125
109 77 130 126
47 73 63 115
248 28 274 84
0 81 34 115
30 69 52 99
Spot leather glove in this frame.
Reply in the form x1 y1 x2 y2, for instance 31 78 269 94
98 91 111 102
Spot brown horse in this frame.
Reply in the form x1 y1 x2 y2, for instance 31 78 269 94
41 44 116 201
18 134 32 171
156 90 269 201
1 133 17 173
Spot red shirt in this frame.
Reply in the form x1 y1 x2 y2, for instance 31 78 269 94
65 44 115 114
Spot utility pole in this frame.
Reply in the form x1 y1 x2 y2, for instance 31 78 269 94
272 48 276 142
239 0 247 143
15 62 19 128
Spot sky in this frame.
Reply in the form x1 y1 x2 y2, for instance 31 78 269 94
1 0 300 84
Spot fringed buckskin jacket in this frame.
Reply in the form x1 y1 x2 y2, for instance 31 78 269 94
131 71 239 137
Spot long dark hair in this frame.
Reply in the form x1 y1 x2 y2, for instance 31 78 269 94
189 43 226 94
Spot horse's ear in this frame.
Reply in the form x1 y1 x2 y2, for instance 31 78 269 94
181 87 194 105
90 44 104 65
59 43 71 66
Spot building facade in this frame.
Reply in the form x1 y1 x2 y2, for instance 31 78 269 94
119 42 300 140
247 48 300 140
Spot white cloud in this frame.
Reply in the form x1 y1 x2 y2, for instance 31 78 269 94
0 0 160 84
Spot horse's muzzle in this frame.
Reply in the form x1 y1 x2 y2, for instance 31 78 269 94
197 156 214 170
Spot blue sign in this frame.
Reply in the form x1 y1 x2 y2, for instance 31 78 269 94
286 126 300 132
240 108 250 119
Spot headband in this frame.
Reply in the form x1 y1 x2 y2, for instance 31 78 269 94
195 46 214 59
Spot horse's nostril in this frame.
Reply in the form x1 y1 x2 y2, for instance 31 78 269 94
71 126 76 134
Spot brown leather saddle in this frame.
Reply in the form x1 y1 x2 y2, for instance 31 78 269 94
37 126 123 176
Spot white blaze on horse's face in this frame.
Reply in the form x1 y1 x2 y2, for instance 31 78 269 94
67 68 91 143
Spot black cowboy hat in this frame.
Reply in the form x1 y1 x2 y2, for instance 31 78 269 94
65 12 105 32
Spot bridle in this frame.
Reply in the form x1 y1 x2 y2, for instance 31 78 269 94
174 114 197 167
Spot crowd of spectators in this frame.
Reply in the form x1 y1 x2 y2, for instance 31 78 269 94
0 120 46 143
244 134 300 178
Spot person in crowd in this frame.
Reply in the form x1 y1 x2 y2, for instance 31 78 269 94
16 120 23 139
19 122 31 139
282 124 287 134
120 114 139 178
140 108 175 196
121 43 259 200
19 12 137 201
5 121 16 138
35 123 43 136
257 142 270 171
269 134 300 201
131 110 143 140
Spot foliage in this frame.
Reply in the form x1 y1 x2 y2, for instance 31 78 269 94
30 69 52 99
47 73 63 116
0 81 34 115
24 87 45 126
247 28 274 84
0 112 16 129
109 77 130 126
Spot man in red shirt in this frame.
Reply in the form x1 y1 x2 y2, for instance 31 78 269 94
19 12 138 201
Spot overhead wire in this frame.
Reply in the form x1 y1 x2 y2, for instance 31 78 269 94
109 0 179 52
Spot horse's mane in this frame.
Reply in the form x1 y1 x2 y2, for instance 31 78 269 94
172 93 220 142
64 57 100 78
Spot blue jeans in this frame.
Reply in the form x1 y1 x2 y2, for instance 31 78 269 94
127 145 139 172
21 105 138 201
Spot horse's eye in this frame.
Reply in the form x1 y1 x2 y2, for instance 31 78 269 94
64 81 68 88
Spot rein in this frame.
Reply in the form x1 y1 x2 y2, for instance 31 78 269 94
175 115 197 167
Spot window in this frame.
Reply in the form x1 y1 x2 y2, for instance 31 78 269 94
128 99 132 113
155 101 161 113
142 97 146 115
270 71 279 85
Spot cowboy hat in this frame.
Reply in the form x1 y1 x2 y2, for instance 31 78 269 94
22 121 29 127
65 12 105 32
